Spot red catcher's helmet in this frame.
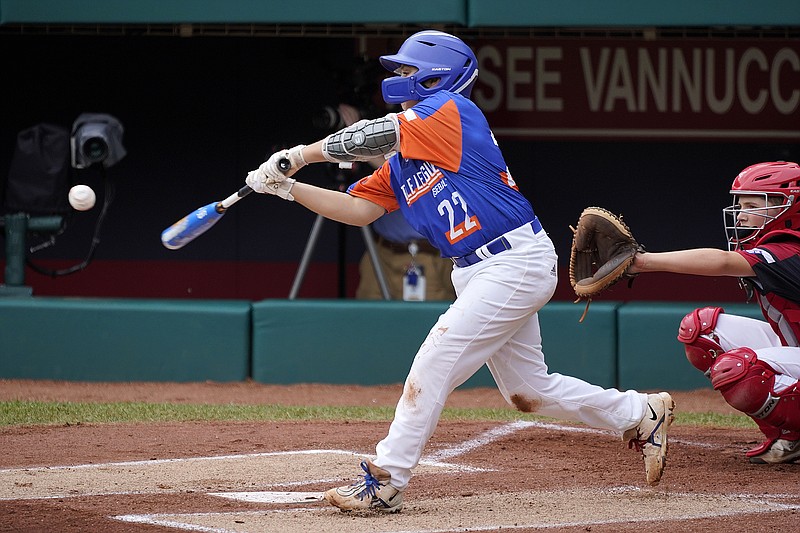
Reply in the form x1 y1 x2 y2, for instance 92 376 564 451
723 161 800 250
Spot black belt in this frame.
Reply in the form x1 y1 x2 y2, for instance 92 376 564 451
451 218 542 268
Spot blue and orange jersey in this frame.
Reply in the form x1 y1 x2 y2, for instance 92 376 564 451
347 91 536 258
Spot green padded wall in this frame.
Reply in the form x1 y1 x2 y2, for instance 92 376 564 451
467 0 799 27
617 302 765 391
0 298 251 382
0 0 468 25
251 300 618 388
2 0 795 26
251 300 453 386
540 301 619 388
4 297 764 390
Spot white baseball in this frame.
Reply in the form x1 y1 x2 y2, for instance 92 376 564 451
68 185 96 211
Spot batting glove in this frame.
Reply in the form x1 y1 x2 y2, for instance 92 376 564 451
246 172 296 201
246 144 306 191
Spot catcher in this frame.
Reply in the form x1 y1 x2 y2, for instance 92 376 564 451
570 161 800 464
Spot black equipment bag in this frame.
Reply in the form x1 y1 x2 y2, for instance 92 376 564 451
3 123 71 214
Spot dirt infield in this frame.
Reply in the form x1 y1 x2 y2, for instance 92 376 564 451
2 380 799 532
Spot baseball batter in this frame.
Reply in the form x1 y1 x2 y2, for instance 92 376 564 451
246 30 675 512
630 161 800 464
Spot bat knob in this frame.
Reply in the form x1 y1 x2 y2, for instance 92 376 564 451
278 158 291 173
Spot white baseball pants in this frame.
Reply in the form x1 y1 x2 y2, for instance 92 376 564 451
374 223 648 489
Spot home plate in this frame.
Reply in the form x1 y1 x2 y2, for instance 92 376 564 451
210 491 324 504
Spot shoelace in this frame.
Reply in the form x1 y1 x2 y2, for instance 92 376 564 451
627 438 647 452
353 460 382 500
627 417 664 452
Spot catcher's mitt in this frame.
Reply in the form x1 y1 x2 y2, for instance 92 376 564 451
569 207 642 308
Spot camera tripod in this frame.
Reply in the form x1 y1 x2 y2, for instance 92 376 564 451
288 164 390 300
288 215 390 300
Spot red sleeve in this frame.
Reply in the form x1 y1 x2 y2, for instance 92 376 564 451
736 248 761 267
347 161 399 213
736 240 800 267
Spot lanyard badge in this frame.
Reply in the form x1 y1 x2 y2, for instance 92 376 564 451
402 241 427 301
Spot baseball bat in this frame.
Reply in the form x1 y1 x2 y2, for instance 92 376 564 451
161 158 290 250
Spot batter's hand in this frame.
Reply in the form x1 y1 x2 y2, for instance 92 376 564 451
246 145 306 193
246 172 297 201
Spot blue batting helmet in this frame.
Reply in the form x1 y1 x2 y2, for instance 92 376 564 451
379 30 479 104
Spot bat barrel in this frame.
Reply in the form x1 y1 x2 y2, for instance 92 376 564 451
160 201 225 250
161 157 292 250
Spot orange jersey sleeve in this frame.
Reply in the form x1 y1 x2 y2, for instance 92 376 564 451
397 99 462 172
347 161 399 213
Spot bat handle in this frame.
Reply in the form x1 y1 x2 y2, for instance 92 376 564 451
216 186 253 212
217 157 292 212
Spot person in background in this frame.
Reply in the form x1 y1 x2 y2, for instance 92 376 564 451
357 209 456 301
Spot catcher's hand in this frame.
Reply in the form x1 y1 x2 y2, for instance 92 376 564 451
569 207 642 304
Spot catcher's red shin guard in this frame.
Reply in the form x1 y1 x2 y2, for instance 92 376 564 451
677 306 725 375
710 348 800 436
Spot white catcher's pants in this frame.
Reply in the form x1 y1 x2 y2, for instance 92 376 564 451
374 224 648 489
713 314 800 392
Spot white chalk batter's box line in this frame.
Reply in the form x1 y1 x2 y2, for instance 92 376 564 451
110 485 800 533
5 420 799 532
110 493 800 533
0 420 715 484
0 419 534 477
1 419 725 501
0 418 715 476
0 450 490 502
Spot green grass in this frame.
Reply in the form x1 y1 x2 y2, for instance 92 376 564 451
0 400 756 428
679 411 756 429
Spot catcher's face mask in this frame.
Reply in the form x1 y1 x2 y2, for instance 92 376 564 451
723 194 790 250
722 161 800 251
